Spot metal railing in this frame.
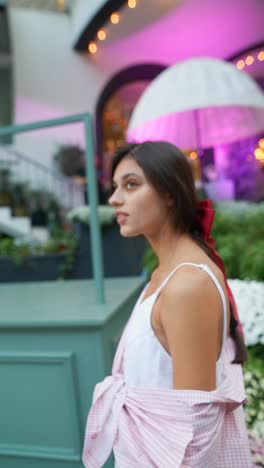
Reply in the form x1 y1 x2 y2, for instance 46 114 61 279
0 113 105 303
0 145 84 212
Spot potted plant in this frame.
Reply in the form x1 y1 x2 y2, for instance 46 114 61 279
0 228 78 283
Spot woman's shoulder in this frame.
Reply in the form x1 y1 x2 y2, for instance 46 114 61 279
164 262 222 303
158 259 227 328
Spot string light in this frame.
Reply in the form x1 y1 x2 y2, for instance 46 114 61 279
128 0 137 8
189 151 198 160
56 0 65 12
258 51 264 61
259 139 264 149
254 148 263 159
88 2 139 54
245 55 254 65
97 29 106 40
236 59 245 70
110 12 120 24
88 42 97 54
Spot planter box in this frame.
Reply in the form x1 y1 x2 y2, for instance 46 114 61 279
0 253 66 283
71 221 147 278
0 222 147 283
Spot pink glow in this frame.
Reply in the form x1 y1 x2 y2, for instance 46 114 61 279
97 0 264 72
127 106 264 149
15 96 85 145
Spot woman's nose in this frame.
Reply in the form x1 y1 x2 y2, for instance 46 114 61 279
108 189 123 206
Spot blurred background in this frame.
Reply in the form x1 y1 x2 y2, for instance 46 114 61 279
0 1 264 466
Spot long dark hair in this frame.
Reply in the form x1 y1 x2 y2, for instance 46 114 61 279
111 141 248 365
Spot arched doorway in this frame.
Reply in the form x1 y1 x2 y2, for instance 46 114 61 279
95 63 165 186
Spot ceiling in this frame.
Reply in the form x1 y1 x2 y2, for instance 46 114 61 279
98 0 184 44
81 0 264 79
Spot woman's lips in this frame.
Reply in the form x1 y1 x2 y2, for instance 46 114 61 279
116 213 128 224
117 214 128 224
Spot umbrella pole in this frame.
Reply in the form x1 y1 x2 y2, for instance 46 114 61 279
194 109 202 151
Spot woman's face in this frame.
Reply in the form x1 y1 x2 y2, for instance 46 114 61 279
109 156 173 238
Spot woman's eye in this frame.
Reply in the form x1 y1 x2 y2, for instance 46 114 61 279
126 181 137 189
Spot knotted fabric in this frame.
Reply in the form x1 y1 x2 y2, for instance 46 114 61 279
82 317 250 467
197 199 242 334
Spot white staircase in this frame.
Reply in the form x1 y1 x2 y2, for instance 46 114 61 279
0 207 49 243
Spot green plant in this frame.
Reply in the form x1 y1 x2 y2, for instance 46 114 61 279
0 229 78 279
239 241 264 281
44 228 78 279
243 349 264 440
142 203 264 281
142 245 158 277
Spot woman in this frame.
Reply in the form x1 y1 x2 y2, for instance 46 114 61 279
82 141 251 467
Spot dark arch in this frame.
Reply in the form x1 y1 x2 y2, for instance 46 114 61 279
226 40 264 62
95 63 166 160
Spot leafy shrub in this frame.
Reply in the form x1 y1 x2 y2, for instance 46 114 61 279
0 229 78 278
142 202 264 281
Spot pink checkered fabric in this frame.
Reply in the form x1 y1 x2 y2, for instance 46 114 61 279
82 322 251 467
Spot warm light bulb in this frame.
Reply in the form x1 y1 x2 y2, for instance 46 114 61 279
258 51 264 61
88 42 97 54
236 60 245 70
259 139 264 149
97 29 106 40
128 0 137 8
254 148 263 159
56 0 65 12
189 151 197 160
245 55 254 66
110 13 120 24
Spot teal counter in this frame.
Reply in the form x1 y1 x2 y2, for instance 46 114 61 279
0 277 145 468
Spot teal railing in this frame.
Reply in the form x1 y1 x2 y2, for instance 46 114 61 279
0 113 105 303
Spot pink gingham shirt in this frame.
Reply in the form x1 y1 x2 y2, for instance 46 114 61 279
82 263 251 467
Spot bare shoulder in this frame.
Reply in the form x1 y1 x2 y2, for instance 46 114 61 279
164 263 223 299
159 264 224 330
157 265 225 389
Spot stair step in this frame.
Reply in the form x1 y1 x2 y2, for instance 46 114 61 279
0 206 12 221
11 217 31 234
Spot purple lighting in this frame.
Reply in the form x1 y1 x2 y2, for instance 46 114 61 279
98 0 264 72
127 106 264 149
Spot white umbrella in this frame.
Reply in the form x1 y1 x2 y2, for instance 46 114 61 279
127 57 264 148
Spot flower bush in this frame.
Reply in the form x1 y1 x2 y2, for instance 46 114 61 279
0 228 78 278
68 205 116 227
212 203 264 281
228 279 264 346
244 368 264 436
229 278 264 461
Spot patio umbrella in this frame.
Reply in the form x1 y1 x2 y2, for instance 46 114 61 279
127 57 264 148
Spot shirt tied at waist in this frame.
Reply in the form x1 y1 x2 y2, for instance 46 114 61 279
82 365 246 468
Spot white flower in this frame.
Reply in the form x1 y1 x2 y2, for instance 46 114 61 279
67 205 116 227
228 279 264 346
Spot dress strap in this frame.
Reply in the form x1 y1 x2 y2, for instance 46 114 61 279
199 264 228 349
155 262 204 294
155 262 228 352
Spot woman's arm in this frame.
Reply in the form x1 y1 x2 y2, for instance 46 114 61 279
159 269 222 391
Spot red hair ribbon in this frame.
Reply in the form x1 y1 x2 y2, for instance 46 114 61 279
197 199 243 335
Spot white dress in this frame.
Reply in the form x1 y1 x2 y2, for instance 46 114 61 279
115 262 229 467
123 262 227 388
